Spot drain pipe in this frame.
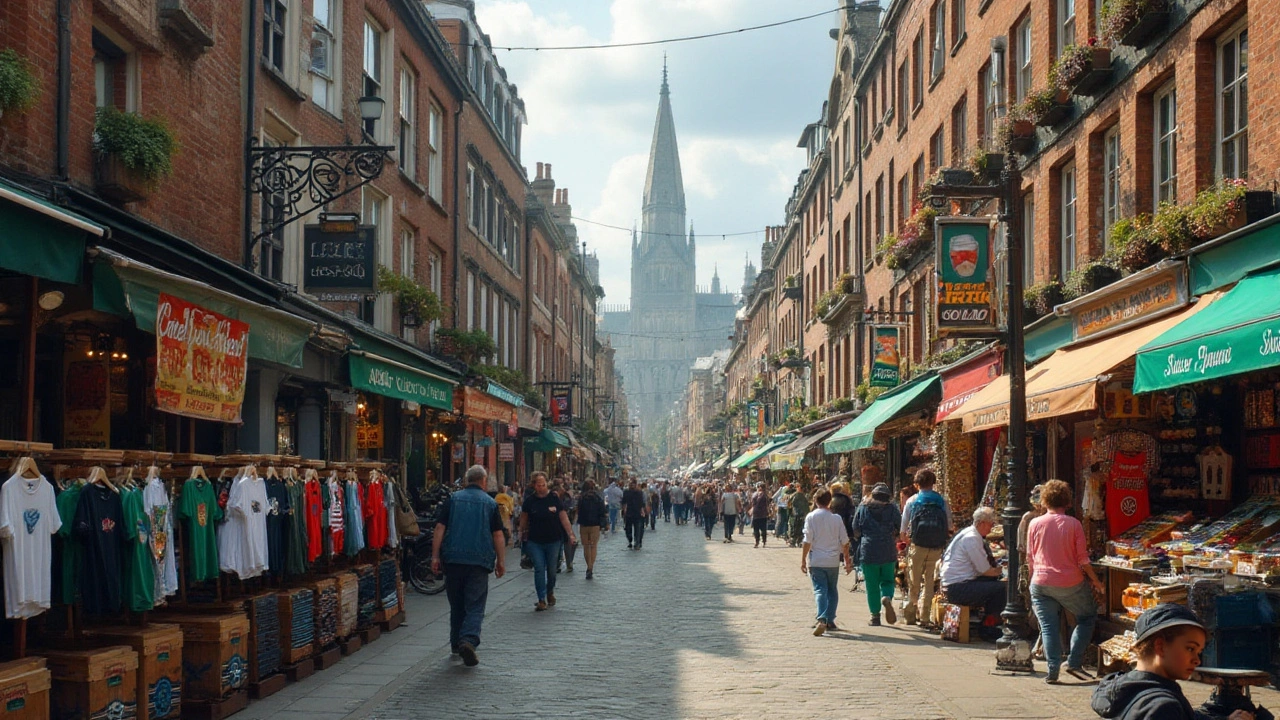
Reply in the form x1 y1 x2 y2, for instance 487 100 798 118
56 0 71 180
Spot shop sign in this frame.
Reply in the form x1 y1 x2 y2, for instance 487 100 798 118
64 355 110 448
935 217 998 337
357 418 383 448
550 388 573 425
1071 265 1187 343
474 445 486 463
870 326 902 388
154 293 249 423
451 443 465 462
303 224 377 294
485 382 524 408
348 354 453 411
498 442 515 461
935 350 1001 423
459 386 516 424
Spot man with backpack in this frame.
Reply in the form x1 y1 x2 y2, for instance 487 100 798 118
898 469 954 626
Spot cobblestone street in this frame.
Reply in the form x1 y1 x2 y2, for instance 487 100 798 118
238 520 1280 720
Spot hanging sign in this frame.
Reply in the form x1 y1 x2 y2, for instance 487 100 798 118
1071 264 1187 343
870 326 902 388
303 224 378 294
64 355 110 448
1106 450 1151 536
459 386 516 424
499 442 515 461
550 387 572 425
154 293 249 423
935 217 998 337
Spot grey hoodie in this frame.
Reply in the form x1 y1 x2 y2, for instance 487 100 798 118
1091 670 1202 720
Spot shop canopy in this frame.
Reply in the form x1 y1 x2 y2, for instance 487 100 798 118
770 427 840 470
823 374 941 454
1135 266 1280 393
935 347 1002 423
0 180 104 284
731 434 795 469
525 427 570 453
956 292 1220 432
710 452 732 470
348 350 456 411
93 247 315 368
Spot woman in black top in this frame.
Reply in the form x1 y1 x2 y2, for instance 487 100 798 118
576 482 607 579
519 472 575 611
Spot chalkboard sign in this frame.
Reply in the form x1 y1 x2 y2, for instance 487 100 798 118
303 224 378 293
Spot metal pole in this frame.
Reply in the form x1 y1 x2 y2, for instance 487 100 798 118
994 151 1034 673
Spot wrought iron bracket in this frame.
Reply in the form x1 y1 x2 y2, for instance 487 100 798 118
247 139 395 257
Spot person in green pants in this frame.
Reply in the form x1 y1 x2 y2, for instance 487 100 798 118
852 483 903 626
788 485 809 548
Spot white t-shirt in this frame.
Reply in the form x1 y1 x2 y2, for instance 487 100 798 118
802 508 849 568
143 477 178 599
218 474 270 579
941 526 996 586
0 473 61 618
721 492 740 515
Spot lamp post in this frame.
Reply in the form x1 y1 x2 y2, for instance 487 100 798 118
924 74 1032 672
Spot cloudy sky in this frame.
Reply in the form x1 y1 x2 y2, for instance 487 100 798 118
472 0 840 305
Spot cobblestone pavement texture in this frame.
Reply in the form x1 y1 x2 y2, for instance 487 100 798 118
239 519 1280 719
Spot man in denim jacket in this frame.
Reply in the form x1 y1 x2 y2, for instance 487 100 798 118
432 465 506 666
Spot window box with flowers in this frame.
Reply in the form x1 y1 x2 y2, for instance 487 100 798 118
377 266 444 329
1187 180 1278 241
1100 0 1169 48
1063 258 1122 300
966 145 1005 184
93 107 177 204
1023 280 1065 322
1108 215 1162 274
1054 41 1113 97
435 327 496 367
877 206 938 270
0 49 39 119
782 273 803 301
1018 86 1074 129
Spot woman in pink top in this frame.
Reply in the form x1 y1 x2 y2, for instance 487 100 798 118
1026 479 1105 684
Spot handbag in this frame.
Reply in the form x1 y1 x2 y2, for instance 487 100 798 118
393 481 420 537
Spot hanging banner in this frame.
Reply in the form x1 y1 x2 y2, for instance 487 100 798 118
935 217 998 337
870 326 902 388
1106 450 1151 536
63 355 110 448
550 387 572 425
154 293 249 423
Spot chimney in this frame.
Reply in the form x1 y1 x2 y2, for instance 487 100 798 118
536 162 544 180
545 163 552 179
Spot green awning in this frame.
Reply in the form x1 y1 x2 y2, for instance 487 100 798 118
0 181 104 283
731 434 795 469
485 381 525 407
1025 315 1073 364
1190 220 1280 295
524 428 570 453
1134 266 1280 393
348 351 456 410
92 249 314 368
823 374 941 454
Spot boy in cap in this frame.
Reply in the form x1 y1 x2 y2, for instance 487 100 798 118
1092 604 1255 720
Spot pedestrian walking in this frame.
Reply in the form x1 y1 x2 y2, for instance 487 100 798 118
647 483 660 531
748 482 772 548
852 482 902 626
576 481 606 579
698 485 718 539
1027 479 1104 683
684 485 697 526
773 482 790 538
558 484 578 573
829 481 855 541
621 479 647 549
430 465 506 666
670 482 687 525
899 469 953 626
720 483 741 542
661 482 673 523
801 488 852 636
519 471 576 611
603 479 623 534
788 486 809 547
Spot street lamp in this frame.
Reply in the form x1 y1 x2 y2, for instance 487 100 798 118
923 50 1032 670
357 95 386 122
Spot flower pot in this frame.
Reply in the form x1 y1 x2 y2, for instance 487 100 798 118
780 358 808 369
1117 9 1169 47
94 153 149 204
1195 210 1247 240
1080 265 1122 294
782 285 803 301
1011 119 1036 138
1069 48 1113 96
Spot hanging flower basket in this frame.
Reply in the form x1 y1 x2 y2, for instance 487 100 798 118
1055 44 1113 97
94 153 149 204
1101 0 1169 47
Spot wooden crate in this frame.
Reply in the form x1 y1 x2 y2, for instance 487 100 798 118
83 624 183 720
149 613 249 701
277 588 315 665
0 658 50 720
42 646 139 720
334 572 359 639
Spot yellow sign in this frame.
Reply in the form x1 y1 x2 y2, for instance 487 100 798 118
1072 266 1187 342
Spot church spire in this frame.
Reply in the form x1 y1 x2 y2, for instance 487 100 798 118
641 60 686 251
662 53 669 95
711 264 720 294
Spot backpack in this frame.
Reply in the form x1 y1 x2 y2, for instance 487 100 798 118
910 494 950 549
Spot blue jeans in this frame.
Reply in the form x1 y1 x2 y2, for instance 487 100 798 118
608 506 620 533
526 540 562 601
1030 581 1098 674
810 565 841 624
444 563 490 649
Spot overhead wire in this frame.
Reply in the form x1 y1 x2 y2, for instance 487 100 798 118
470 5 852 52
570 215 767 239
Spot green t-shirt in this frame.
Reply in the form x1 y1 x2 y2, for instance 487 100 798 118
177 478 223 582
56 484 83 605
122 488 155 612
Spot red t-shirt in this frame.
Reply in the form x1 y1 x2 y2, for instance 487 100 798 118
305 481 323 562
364 482 388 549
